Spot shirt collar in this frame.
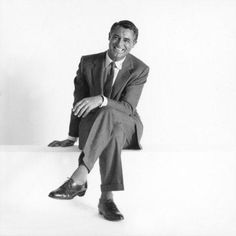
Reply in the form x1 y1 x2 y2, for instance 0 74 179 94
105 52 126 70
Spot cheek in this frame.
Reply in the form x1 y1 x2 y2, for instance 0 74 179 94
126 44 133 51
111 39 119 45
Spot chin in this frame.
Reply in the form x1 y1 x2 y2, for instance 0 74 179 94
109 50 127 61
114 53 126 61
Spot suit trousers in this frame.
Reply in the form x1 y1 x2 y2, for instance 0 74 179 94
78 106 137 192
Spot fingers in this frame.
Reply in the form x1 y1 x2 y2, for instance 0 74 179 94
48 141 54 147
48 140 61 147
76 104 86 117
61 140 75 147
73 99 90 117
73 97 100 117
73 99 86 116
82 106 92 118
48 139 75 147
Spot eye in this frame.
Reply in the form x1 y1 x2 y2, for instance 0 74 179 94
112 35 120 40
124 38 131 43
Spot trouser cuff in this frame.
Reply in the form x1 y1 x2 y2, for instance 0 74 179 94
101 183 124 192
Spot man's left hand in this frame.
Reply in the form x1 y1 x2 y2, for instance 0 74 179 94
73 96 103 118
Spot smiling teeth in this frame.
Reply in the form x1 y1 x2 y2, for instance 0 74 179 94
115 47 124 52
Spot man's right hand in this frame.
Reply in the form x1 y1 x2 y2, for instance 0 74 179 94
48 139 75 147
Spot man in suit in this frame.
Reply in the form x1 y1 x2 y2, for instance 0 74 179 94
48 20 149 221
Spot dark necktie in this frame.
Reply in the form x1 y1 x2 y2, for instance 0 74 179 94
104 62 115 98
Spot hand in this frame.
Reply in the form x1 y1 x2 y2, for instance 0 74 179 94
48 139 75 147
73 96 103 118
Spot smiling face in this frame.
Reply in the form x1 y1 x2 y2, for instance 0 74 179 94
108 26 136 61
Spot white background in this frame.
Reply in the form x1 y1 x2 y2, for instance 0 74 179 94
0 0 236 151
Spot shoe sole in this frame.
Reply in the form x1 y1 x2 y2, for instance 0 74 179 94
77 190 86 197
48 189 87 200
98 210 124 221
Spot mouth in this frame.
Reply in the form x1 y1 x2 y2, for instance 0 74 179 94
113 46 125 54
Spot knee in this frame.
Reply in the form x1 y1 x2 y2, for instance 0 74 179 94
98 107 116 116
95 107 117 123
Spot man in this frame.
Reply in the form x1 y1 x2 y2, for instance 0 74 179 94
48 20 149 221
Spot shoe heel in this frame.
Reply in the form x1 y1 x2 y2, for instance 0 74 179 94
77 190 86 197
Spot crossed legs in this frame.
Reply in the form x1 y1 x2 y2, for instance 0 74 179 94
72 106 136 192
49 107 137 220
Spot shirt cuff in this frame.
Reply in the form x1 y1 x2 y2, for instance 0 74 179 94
68 136 77 142
100 95 108 107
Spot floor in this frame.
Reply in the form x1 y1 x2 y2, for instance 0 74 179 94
0 146 236 236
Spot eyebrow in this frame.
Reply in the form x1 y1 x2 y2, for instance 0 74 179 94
113 34 120 38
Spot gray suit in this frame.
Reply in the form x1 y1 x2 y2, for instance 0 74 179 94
68 51 149 191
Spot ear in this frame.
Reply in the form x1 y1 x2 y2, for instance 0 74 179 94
108 32 111 40
132 40 137 48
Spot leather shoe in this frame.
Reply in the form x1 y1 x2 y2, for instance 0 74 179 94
48 178 87 200
98 199 124 221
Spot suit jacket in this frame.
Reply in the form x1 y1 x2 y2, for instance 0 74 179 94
68 51 149 149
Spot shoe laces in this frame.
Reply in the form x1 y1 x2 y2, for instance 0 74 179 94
61 178 73 189
105 199 119 212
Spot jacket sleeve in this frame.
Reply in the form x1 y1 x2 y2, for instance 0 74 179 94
107 66 149 115
68 57 89 137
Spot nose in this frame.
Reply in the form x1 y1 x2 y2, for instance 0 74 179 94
116 38 124 48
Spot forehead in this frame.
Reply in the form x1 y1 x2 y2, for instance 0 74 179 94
110 26 135 40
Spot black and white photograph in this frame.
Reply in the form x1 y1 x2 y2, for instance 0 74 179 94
0 0 236 235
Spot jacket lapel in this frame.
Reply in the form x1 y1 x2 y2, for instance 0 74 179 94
111 55 133 98
92 52 106 95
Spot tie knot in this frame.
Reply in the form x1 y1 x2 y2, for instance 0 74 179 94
110 61 115 69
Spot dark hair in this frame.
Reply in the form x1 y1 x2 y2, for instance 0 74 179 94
110 20 139 42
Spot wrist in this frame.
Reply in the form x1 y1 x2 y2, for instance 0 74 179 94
99 95 104 107
100 96 108 107
68 136 77 142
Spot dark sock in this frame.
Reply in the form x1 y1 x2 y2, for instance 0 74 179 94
100 191 113 201
71 164 88 185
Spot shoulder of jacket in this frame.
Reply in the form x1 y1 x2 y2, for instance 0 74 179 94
81 51 106 63
128 53 149 71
